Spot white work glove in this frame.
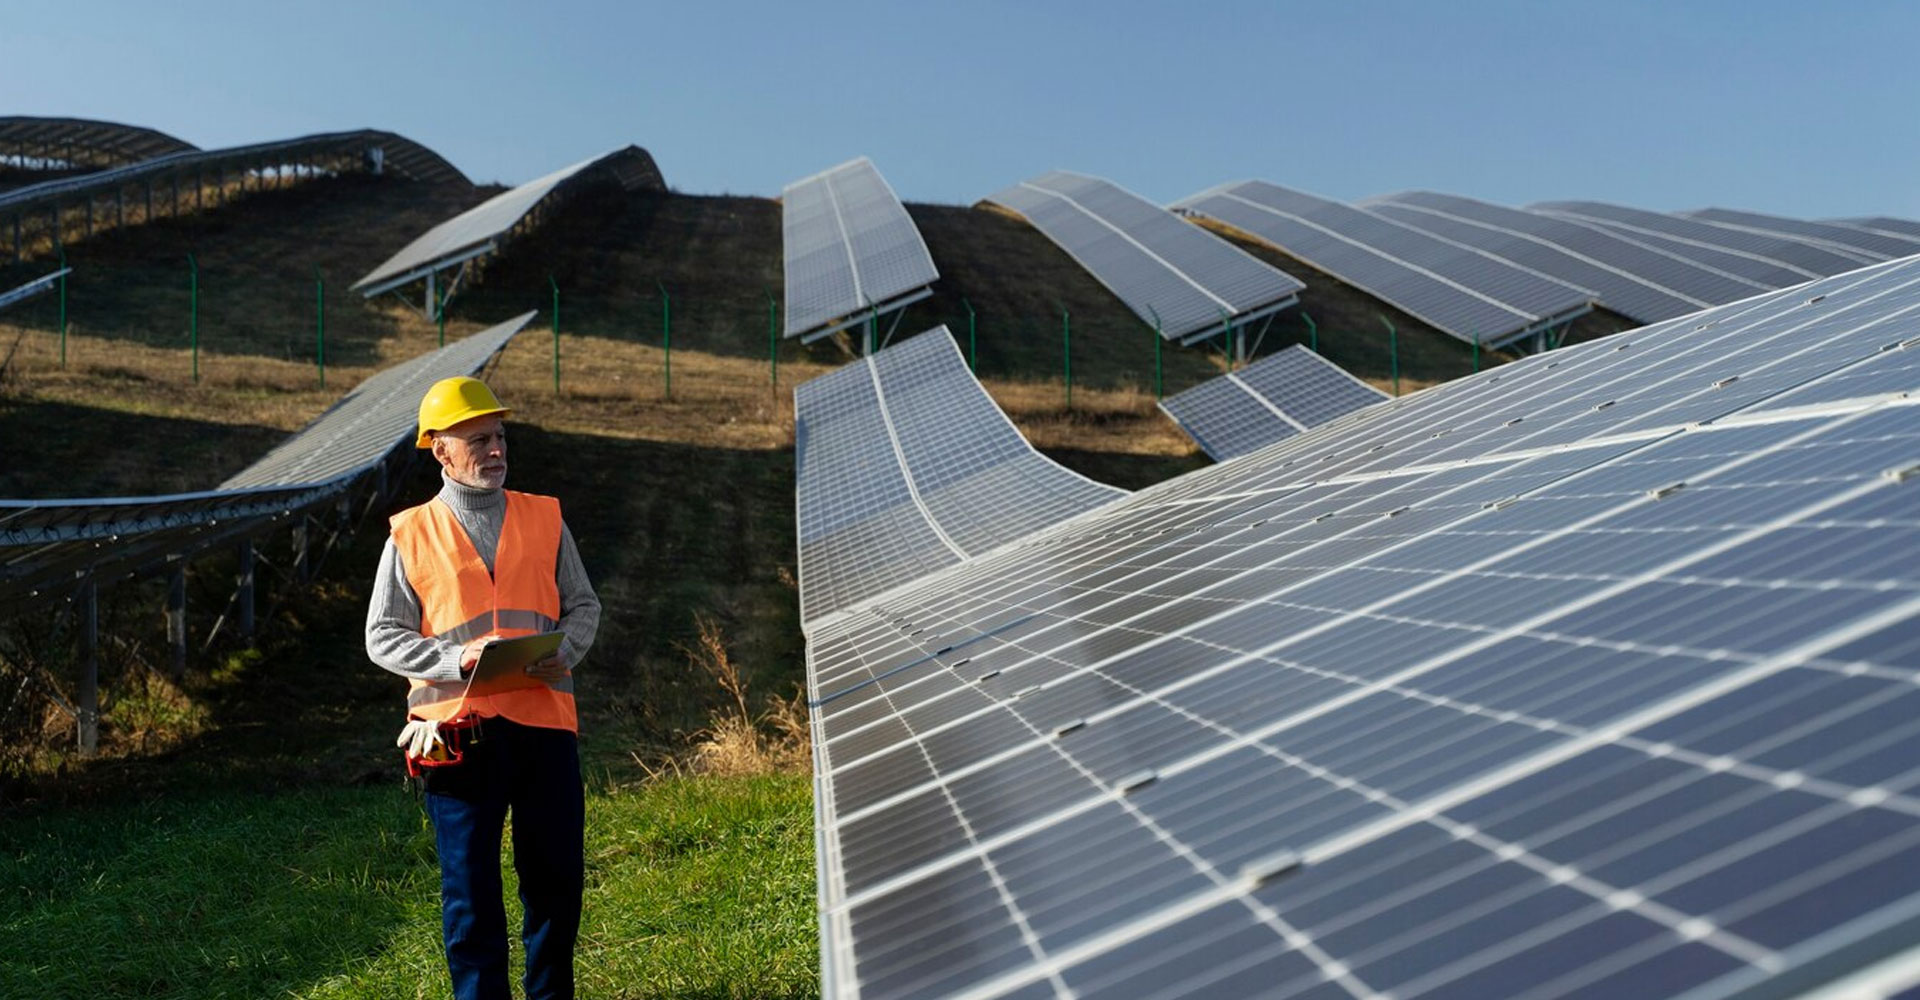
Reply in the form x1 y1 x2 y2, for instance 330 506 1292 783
397 719 445 760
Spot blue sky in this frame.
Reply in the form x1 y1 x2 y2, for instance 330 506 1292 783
5 0 1916 218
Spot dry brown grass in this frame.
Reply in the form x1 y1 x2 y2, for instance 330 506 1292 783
678 614 810 778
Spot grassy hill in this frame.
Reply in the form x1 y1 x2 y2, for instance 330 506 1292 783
0 168 1555 996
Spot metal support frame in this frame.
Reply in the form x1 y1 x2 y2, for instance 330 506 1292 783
1175 295 1298 347
358 243 492 315
77 579 98 755
798 286 935 345
166 564 186 677
236 540 255 638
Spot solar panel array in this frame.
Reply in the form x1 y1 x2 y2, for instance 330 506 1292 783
1176 181 1594 348
795 327 1126 626
1833 217 1920 241
1159 346 1389 462
0 129 470 216
985 171 1304 343
1 314 533 612
1684 207 1920 262
806 255 1920 1000
353 145 663 296
1531 201 1869 285
0 116 198 169
1362 191 1733 324
783 157 940 341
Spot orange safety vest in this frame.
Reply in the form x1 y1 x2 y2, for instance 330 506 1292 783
389 490 576 732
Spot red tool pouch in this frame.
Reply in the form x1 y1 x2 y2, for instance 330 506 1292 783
403 716 480 777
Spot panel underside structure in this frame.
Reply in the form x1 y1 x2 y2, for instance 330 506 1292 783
1177 181 1594 348
1159 346 1389 462
807 257 1920 1000
352 145 663 296
794 327 1127 626
984 171 1304 344
783 157 940 340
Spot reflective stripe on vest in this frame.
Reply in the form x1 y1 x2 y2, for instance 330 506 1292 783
389 490 575 732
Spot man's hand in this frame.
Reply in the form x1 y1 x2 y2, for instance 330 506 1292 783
397 718 445 760
458 636 497 675
525 647 570 684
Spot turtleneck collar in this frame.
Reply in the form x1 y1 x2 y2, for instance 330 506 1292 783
438 468 505 513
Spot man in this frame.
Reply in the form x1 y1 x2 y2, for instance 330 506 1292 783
366 375 601 1000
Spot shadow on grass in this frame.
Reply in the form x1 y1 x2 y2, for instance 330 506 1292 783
0 399 290 497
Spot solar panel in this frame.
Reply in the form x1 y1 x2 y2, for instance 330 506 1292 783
352 146 663 298
984 171 1304 344
0 267 69 311
0 116 198 169
221 313 534 489
1684 207 1920 261
1531 201 1873 281
806 255 1920 1000
1 313 534 612
795 327 1126 626
1828 217 1920 242
1361 191 1728 324
1176 181 1593 348
1159 346 1389 462
782 158 940 341
0 129 469 215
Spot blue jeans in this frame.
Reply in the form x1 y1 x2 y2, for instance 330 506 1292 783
423 718 584 1000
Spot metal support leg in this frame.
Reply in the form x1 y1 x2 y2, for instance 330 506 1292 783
236 541 255 639
78 581 99 755
167 565 187 677
293 520 310 584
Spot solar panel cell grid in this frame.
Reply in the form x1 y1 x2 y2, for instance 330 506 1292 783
985 171 1304 342
1364 198 1705 324
1176 181 1592 347
782 158 939 339
1159 346 1387 462
794 328 1125 626
1686 207 1920 261
1531 201 1869 280
808 253 1920 998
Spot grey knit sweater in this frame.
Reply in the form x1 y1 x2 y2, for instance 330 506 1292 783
364 471 601 683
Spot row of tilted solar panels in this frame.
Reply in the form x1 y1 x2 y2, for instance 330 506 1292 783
778 156 1920 353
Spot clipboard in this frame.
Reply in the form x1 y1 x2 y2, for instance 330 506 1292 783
464 631 565 697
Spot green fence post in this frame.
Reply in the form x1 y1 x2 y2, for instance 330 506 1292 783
1302 310 1317 353
1148 305 1164 399
57 245 67 369
657 281 671 399
766 290 778 391
1061 303 1071 409
549 274 560 395
962 297 976 373
314 265 325 389
187 252 198 384
1378 314 1399 396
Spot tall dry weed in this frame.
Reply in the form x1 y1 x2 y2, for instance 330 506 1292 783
679 613 809 777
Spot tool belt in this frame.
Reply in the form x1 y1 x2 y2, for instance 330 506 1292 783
403 715 483 777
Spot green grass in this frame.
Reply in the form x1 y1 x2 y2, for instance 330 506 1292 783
1 773 815 1000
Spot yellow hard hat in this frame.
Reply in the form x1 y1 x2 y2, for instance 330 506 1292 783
416 376 511 448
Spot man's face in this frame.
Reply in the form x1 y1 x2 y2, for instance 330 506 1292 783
432 414 508 489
